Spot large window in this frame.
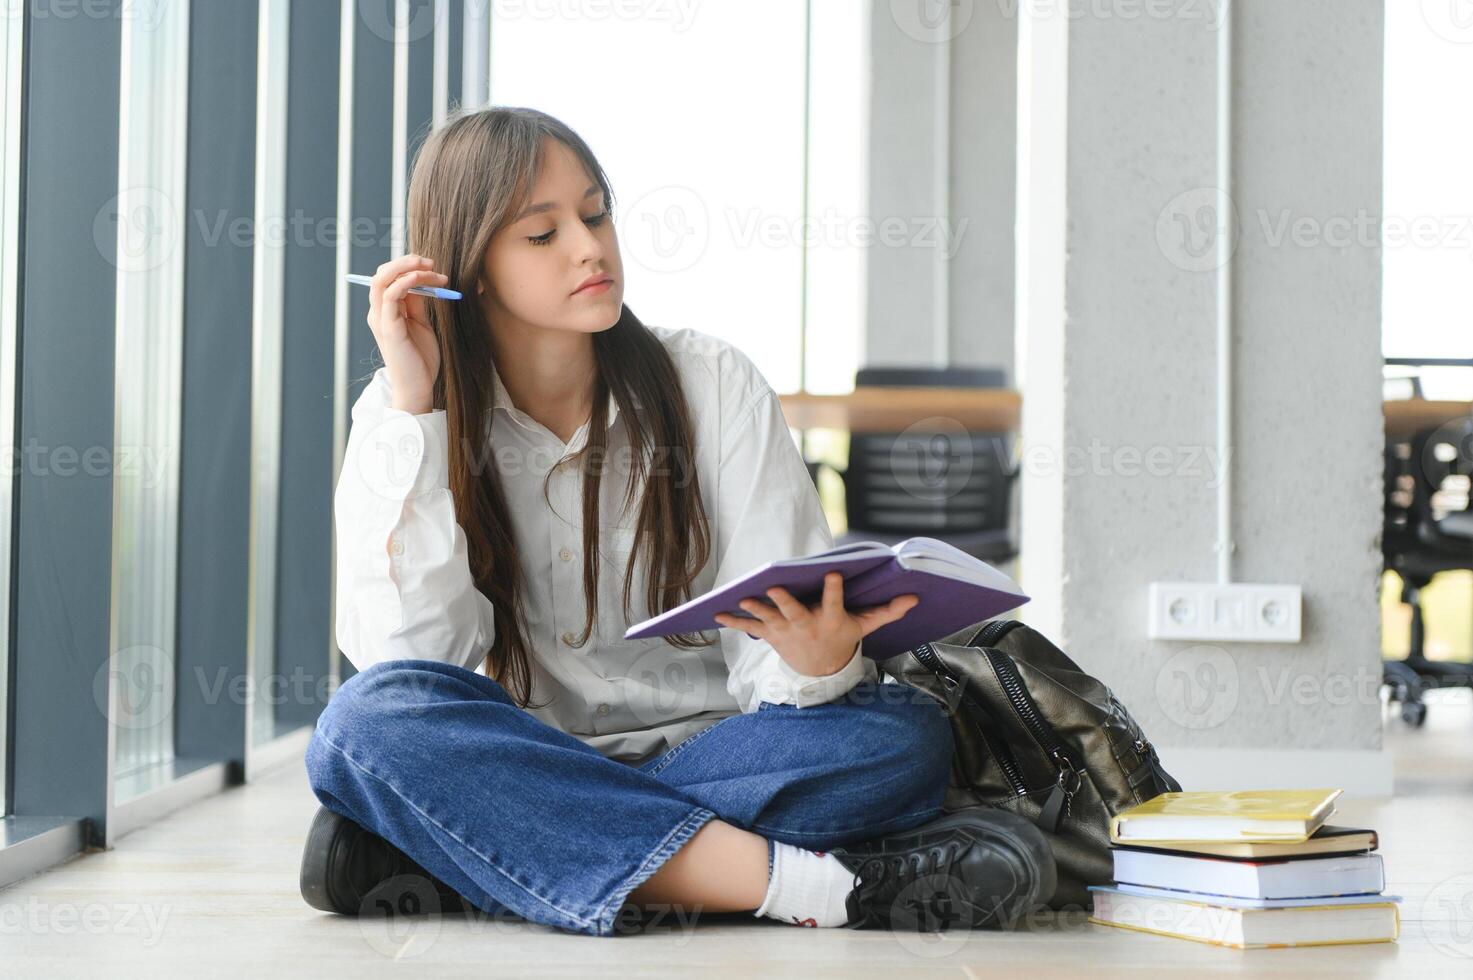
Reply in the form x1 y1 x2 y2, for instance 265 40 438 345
1383 2 1473 398
488 0 865 395
251 0 292 745
110 0 192 799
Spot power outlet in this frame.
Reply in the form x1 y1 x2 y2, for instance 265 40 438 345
1147 582 1302 642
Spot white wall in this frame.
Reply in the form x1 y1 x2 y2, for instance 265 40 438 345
1017 0 1388 794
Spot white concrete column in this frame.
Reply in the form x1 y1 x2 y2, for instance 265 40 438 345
866 0 1017 380
1018 0 1388 794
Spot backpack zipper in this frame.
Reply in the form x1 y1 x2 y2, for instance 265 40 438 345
979 646 1075 768
1132 736 1177 794
909 643 1029 798
968 624 1084 833
969 618 1024 648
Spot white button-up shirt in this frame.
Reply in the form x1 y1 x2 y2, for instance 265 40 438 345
334 324 877 763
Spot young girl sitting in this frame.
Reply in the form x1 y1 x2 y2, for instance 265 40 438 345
301 105 1053 938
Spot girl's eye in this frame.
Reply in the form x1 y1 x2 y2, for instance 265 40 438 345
527 209 611 247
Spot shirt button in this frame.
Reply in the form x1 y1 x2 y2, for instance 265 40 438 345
559 547 572 561
561 631 576 646
595 703 611 717
388 536 404 556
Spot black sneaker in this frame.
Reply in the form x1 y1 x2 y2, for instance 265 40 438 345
831 807 1056 931
300 805 468 916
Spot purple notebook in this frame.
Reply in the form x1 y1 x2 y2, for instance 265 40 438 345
623 536 1029 660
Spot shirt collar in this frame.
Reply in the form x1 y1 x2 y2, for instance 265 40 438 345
488 359 632 435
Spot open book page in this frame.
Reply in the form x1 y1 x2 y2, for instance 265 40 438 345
893 536 1024 594
823 537 1020 608
760 535 1021 600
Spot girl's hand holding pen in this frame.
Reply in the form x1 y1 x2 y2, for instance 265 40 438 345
712 571 921 678
363 254 450 415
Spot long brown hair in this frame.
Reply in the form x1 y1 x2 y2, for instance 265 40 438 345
404 106 713 707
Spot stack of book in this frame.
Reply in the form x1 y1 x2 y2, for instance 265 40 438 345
1089 789 1399 949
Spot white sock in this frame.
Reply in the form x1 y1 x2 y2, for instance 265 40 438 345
753 840 857 928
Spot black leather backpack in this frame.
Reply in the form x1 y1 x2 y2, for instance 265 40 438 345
879 618 1182 909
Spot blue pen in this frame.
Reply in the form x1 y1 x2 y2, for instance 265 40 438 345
345 272 462 300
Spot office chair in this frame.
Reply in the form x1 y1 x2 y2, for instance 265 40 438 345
806 366 1017 564
1382 414 1473 726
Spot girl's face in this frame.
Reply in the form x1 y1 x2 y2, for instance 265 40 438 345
478 137 625 336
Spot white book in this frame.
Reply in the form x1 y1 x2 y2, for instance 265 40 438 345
1111 883 1397 910
1111 849 1385 901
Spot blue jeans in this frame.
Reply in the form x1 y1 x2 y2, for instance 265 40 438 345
304 659 954 937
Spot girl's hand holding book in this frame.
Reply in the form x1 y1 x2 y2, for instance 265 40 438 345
712 571 920 677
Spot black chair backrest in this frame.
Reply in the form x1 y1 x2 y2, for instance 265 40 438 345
846 430 1011 535
1384 414 1473 565
856 366 1007 389
843 366 1012 539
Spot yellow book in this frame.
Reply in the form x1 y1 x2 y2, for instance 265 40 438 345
1110 789 1341 844
1089 888 1399 949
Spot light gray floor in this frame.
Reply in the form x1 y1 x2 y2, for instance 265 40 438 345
3 691 1470 977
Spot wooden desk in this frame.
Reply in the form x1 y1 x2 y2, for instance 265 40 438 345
778 387 1021 433
1385 399 1473 440
779 390 1469 440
